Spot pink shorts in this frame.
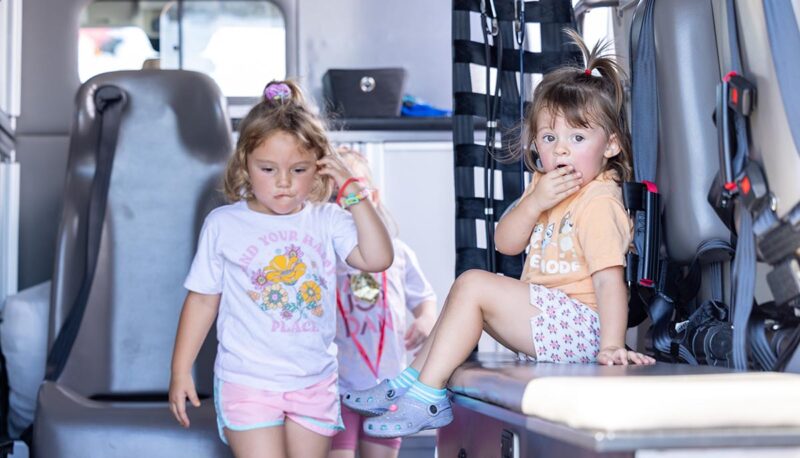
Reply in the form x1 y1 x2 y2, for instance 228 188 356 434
330 401 402 451
528 284 601 363
213 373 343 444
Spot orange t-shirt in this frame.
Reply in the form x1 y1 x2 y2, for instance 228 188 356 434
520 171 632 309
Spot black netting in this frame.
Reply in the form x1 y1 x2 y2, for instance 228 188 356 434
452 0 578 277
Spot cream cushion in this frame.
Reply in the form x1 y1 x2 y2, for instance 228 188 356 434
521 372 800 431
449 354 800 432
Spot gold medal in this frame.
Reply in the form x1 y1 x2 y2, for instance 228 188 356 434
350 272 381 304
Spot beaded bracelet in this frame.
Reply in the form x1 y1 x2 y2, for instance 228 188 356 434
339 188 372 210
336 177 365 205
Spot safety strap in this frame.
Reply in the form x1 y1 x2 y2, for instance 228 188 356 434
774 325 800 372
515 0 527 223
625 0 662 293
0 115 13 156
481 0 502 272
748 310 777 370
731 208 756 370
0 350 10 443
45 86 127 381
648 240 733 360
762 0 800 157
630 0 658 185
714 0 758 371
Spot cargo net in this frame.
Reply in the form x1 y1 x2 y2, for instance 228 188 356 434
452 0 579 277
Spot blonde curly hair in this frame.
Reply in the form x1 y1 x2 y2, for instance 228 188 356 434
223 80 334 203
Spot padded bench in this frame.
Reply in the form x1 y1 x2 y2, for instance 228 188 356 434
438 353 800 457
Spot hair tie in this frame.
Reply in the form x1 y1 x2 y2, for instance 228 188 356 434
264 83 292 101
584 69 592 76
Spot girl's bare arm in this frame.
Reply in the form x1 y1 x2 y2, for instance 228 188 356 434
495 196 543 255
593 266 655 365
496 166 581 255
344 181 393 272
169 291 220 427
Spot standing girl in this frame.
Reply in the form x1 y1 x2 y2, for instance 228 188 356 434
328 149 437 458
343 30 655 439
168 81 393 458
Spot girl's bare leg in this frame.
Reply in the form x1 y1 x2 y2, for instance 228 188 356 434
326 449 354 458
359 440 400 458
408 296 447 372
416 270 539 388
285 418 333 458
410 271 530 371
225 425 286 458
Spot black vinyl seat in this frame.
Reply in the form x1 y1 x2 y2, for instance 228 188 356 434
33 70 233 458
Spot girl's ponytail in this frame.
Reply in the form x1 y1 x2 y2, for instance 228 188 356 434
564 29 625 117
262 80 307 106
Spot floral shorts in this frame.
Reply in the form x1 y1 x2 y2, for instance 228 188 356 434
528 284 600 363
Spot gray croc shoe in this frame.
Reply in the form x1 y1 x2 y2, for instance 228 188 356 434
342 379 407 417
362 394 453 438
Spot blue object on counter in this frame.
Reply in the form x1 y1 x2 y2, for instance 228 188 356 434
401 95 452 117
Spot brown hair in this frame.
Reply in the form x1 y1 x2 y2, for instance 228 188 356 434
223 80 334 202
519 29 633 183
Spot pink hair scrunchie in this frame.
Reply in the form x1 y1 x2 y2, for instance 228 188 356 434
264 83 292 101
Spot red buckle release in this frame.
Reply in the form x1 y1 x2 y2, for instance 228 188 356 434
740 176 752 195
642 180 658 193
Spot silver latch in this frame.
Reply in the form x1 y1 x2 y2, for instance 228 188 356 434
359 76 376 93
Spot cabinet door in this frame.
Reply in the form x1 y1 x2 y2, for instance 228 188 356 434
381 141 455 308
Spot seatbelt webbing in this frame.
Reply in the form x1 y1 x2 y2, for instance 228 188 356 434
627 0 663 289
762 0 800 157
721 0 758 371
724 0 750 179
731 208 756 370
630 0 658 184
45 86 127 381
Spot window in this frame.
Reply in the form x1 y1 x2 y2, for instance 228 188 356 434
79 1 286 98
79 26 158 81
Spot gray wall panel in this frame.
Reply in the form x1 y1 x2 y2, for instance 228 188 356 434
16 0 88 288
16 0 88 135
16 135 69 289
298 0 452 110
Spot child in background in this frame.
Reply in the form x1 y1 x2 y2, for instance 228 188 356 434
329 148 437 458
344 30 655 439
168 81 393 458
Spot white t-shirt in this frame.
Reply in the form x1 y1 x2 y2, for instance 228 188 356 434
335 239 437 392
184 201 358 391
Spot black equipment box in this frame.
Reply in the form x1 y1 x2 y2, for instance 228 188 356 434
322 68 407 117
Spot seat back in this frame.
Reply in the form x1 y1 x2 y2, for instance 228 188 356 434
651 0 730 265
49 70 231 397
